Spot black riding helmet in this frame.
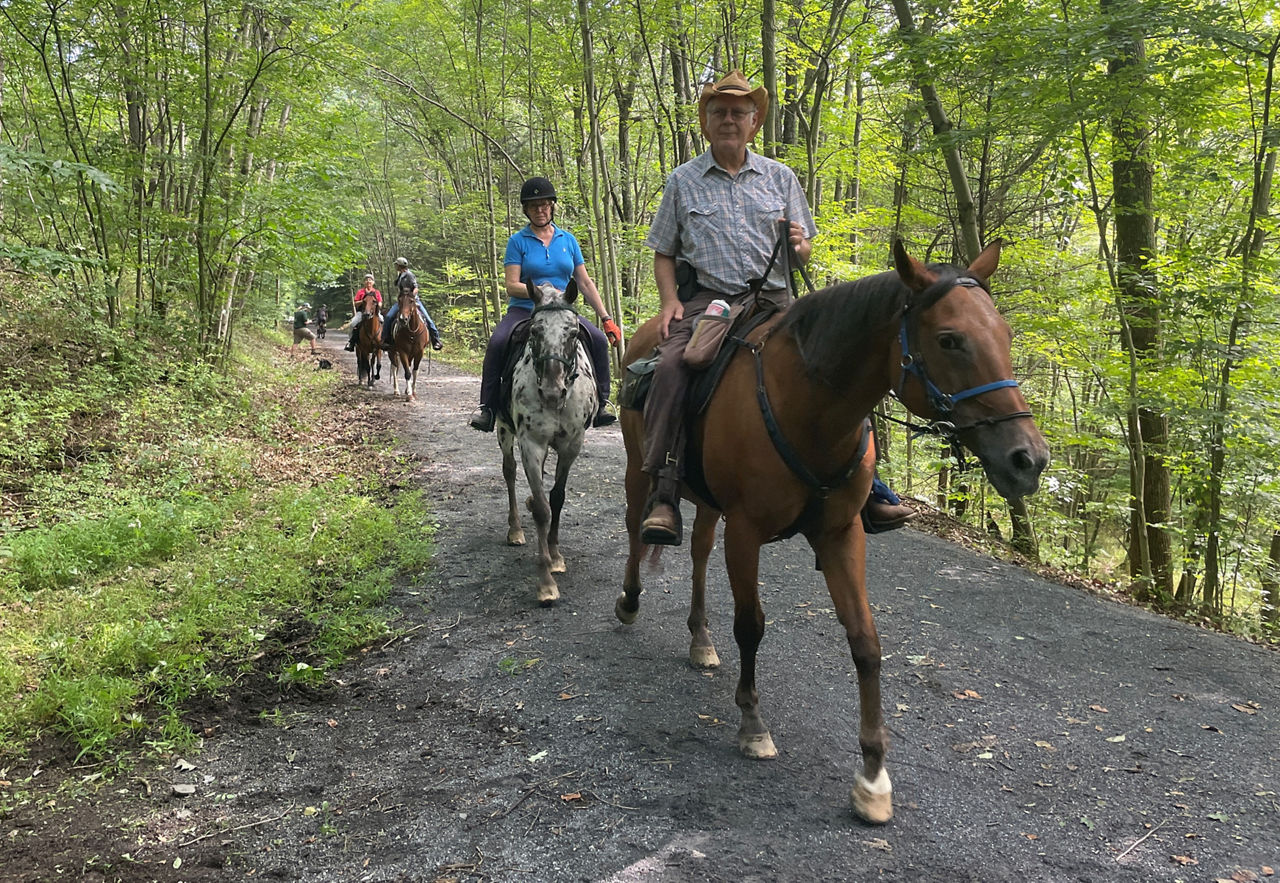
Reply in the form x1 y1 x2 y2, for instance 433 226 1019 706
519 177 557 203
520 177 557 228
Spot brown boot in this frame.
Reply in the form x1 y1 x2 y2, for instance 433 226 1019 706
641 499 682 546
863 498 916 534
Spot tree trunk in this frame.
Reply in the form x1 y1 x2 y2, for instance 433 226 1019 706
761 0 777 155
1202 35 1280 615
1262 531 1280 630
1008 495 1038 560
1105 0 1171 603
888 0 981 262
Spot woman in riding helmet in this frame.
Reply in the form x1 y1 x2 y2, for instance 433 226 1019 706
469 176 621 432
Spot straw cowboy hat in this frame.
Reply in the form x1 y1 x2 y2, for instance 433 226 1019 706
698 69 769 141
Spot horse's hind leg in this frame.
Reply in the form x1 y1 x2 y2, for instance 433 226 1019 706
688 504 720 669
809 523 892 824
614 450 651 624
723 516 775 759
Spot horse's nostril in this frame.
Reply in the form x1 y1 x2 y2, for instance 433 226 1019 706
1011 447 1049 475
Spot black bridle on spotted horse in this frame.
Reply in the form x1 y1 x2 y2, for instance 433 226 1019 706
529 301 581 386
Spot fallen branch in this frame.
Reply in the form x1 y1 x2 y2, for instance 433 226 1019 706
178 805 294 848
1115 816 1169 862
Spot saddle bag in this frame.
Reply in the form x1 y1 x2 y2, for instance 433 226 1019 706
683 303 745 370
619 351 660 410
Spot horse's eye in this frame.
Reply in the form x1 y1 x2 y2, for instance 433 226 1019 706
938 332 963 351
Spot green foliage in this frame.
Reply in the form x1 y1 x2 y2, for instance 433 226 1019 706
0 280 435 760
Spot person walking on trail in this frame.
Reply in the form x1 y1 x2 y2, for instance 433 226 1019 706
638 69 914 546
468 176 622 433
292 302 318 356
344 274 383 352
382 257 443 351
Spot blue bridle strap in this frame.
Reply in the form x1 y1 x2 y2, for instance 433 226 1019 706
895 275 1029 429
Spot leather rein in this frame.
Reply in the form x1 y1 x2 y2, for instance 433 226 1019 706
743 273 1031 502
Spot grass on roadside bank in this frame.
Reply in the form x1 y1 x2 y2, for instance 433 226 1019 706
0 298 433 764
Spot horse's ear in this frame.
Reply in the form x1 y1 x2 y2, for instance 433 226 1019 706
564 278 579 304
968 238 1002 281
892 239 930 290
526 280 541 304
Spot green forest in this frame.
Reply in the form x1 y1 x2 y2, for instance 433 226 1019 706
1 0 1278 754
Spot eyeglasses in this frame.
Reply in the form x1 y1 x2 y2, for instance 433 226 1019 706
525 200 554 211
707 107 755 121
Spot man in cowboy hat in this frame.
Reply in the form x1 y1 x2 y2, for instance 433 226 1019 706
638 69 914 545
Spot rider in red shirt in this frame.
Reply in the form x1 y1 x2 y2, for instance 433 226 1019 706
344 274 383 351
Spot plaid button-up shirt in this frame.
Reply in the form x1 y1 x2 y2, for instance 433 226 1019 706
645 149 817 296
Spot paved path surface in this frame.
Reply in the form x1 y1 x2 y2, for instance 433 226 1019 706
9 341 1279 882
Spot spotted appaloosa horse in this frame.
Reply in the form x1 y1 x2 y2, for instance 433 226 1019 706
497 280 598 606
615 240 1048 824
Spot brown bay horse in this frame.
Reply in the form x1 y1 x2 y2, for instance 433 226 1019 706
615 240 1048 824
355 296 382 388
389 291 428 401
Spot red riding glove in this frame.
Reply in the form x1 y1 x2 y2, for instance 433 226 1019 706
601 317 623 346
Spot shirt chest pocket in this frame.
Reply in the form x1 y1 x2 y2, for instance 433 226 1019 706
747 198 786 244
750 197 785 222
685 202 719 238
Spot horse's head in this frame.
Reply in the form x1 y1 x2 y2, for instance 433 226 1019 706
526 280 582 409
890 239 1049 499
396 291 418 331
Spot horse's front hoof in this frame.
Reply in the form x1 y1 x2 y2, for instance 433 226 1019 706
507 529 526 546
537 583 559 606
550 555 566 574
739 732 777 759
689 644 720 669
614 593 638 625
850 771 894 825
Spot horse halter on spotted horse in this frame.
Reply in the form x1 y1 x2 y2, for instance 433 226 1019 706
891 272 1033 462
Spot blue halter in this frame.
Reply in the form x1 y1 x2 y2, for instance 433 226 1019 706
895 275 1027 432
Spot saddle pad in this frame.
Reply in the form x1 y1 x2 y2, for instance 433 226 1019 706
619 352 659 411
496 318 533 422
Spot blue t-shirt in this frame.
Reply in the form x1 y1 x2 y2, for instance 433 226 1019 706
503 225 584 310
